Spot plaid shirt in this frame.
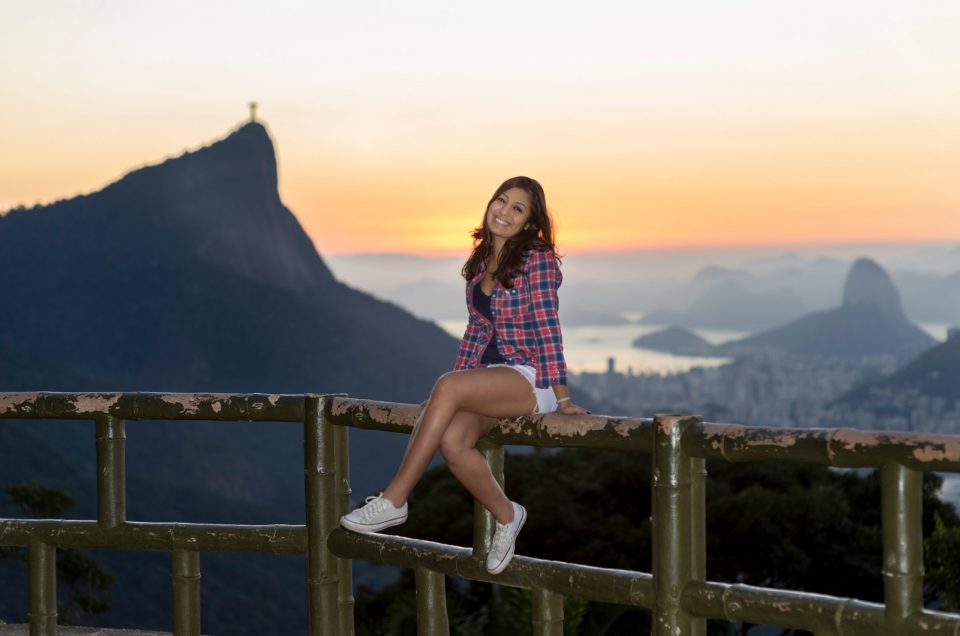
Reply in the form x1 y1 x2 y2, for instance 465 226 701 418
454 248 567 388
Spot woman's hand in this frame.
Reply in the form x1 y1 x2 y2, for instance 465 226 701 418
558 400 590 415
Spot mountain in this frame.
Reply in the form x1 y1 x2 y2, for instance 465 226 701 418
0 121 456 397
632 326 718 356
719 258 936 362
640 281 806 331
0 121 458 633
842 258 906 321
838 330 960 408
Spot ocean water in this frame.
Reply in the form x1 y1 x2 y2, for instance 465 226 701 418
438 319 950 376
437 319 739 375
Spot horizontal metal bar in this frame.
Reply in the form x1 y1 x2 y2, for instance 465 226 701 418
0 392 307 421
3 394 958 472
327 528 653 607
0 520 306 554
683 581 960 635
330 530 960 634
327 397 655 452
688 422 960 471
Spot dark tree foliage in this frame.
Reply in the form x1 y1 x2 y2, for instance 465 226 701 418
1 483 114 623
7 483 74 519
357 448 960 635
926 512 960 611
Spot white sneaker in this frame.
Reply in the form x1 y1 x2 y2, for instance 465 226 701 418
486 502 527 574
340 493 408 533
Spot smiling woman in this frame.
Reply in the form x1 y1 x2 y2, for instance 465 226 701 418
340 176 587 575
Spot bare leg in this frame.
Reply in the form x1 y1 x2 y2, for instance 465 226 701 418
439 410 515 523
381 367 535 513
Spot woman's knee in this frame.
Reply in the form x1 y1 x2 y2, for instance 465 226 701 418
439 427 468 463
430 371 462 404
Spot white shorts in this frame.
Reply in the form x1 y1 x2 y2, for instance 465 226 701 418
485 363 558 415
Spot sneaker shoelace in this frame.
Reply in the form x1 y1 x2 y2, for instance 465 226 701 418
359 495 391 521
491 521 514 554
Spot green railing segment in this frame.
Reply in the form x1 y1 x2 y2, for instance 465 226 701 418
2 392 960 636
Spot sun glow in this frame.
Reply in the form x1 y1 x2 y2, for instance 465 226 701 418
2 1 958 255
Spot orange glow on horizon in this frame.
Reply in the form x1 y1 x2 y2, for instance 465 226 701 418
3 103 957 257
3 2 959 258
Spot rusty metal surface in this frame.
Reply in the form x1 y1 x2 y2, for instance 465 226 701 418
327 397 655 452
690 421 960 471
0 392 305 422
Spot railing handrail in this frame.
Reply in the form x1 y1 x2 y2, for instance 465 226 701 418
5 392 960 472
2 391 960 636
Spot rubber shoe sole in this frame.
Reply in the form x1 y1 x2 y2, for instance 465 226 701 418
340 511 407 533
340 497 408 534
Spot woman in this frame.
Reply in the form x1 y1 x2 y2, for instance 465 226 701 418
341 176 588 574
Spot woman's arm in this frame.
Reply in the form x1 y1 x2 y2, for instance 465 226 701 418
527 250 566 386
552 384 589 415
527 250 588 414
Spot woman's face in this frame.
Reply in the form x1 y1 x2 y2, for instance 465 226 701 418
486 187 532 243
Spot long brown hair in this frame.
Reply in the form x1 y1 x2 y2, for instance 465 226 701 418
461 176 560 288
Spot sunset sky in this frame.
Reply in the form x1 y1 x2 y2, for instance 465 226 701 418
2 1 958 255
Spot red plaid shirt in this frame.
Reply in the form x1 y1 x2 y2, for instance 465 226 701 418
453 247 567 388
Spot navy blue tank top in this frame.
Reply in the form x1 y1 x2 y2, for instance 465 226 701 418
473 283 507 365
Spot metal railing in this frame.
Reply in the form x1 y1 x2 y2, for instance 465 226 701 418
1 391 960 636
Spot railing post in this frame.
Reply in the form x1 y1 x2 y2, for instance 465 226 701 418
652 414 703 636
880 461 923 631
690 456 706 636
27 538 56 636
333 419 355 635
305 394 340 636
95 414 126 528
473 438 505 563
415 567 449 635
171 549 201 636
531 588 564 636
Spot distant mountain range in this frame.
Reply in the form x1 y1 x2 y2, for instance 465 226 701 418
0 121 458 633
328 245 960 330
835 330 960 411
628 258 960 433
634 258 938 363
720 258 935 361
638 281 806 331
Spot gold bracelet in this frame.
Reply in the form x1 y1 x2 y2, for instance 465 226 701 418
557 397 571 403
